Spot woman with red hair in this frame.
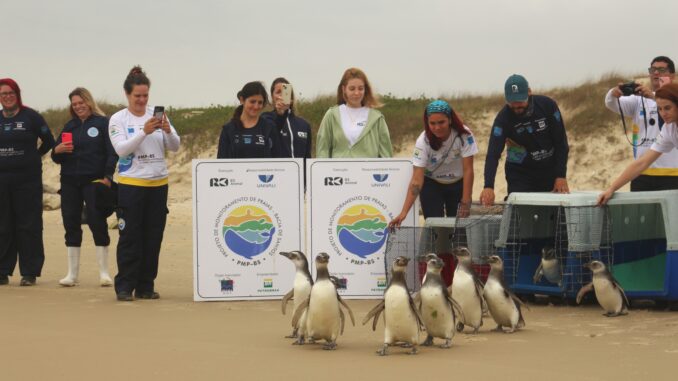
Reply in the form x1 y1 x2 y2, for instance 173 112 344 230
0 78 55 286
389 100 477 228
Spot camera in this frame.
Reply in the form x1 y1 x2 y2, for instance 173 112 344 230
619 82 640 96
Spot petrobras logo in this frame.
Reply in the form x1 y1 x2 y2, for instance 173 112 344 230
371 173 390 188
257 174 276 188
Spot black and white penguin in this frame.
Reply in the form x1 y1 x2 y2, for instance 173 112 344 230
450 247 486 333
576 260 629 317
417 252 440 285
419 256 464 348
280 251 313 338
483 255 527 333
291 252 355 350
533 247 562 287
363 256 422 355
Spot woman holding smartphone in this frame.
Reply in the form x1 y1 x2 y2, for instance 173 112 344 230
217 81 280 158
389 100 477 228
261 78 312 159
52 88 118 287
108 66 180 301
316 67 392 158
0 78 54 286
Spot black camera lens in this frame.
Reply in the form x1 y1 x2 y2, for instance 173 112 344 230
619 82 640 96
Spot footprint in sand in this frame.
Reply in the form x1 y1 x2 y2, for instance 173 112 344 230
665 349 678 354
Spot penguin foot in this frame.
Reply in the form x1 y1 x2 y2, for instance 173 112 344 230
376 344 389 356
292 337 305 345
439 339 451 349
285 332 298 339
492 325 504 332
456 322 465 332
407 346 419 355
422 335 434 346
399 342 413 348
322 342 337 350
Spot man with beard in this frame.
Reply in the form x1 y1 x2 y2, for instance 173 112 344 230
480 74 569 206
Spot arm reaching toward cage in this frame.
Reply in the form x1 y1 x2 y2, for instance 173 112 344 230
389 166 425 229
597 149 661 206
551 177 569 194
480 188 495 207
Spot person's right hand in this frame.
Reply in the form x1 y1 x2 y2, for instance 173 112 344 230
275 100 290 115
596 189 614 206
611 83 624 98
143 117 161 135
388 213 407 231
635 83 654 99
54 141 74 154
480 188 495 207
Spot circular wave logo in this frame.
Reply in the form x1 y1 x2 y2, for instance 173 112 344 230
336 204 388 258
222 205 276 259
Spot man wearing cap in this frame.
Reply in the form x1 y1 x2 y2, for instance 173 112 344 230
604 56 678 191
480 74 569 206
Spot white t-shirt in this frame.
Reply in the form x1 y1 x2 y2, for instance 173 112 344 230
339 104 369 146
651 122 678 154
412 128 478 184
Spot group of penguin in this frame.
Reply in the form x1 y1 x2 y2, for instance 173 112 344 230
279 247 629 355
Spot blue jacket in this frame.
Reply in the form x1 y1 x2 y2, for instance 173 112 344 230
261 110 312 158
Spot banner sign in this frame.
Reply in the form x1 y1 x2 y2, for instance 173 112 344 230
307 159 417 298
193 159 304 301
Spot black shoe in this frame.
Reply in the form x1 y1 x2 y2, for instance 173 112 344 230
19 276 36 286
135 291 160 300
116 292 134 301
0 275 8 285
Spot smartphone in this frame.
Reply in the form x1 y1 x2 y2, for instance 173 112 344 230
659 76 672 87
281 84 293 105
153 106 165 121
61 132 72 144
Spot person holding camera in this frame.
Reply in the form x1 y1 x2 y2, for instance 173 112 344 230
316 67 393 158
389 100 477 228
51 87 118 287
0 78 54 286
108 66 180 301
480 74 569 206
599 84 678 205
604 56 677 191
261 78 311 159
217 81 280 159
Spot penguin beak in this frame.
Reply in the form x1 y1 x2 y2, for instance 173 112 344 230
583 262 591 269
279 252 291 259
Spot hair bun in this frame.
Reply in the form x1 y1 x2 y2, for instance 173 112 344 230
127 66 144 78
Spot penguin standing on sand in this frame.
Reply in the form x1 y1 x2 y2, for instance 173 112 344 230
292 253 355 350
280 251 313 338
576 260 629 317
363 256 422 355
450 247 486 333
533 247 562 287
483 255 527 333
419 256 464 348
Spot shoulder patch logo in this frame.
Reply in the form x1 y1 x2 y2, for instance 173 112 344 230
493 126 503 137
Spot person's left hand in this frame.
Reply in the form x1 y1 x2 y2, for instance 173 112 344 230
457 200 471 218
636 84 654 99
552 177 570 193
159 114 171 133
101 177 112 188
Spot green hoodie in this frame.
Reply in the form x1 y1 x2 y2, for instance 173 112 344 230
315 106 393 158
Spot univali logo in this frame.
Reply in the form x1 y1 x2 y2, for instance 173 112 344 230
210 178 229 187
258 175 274 183
372 174 389 182
324 177 343 186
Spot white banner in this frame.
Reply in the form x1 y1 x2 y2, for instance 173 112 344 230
307 159 417 298
192 159 305 301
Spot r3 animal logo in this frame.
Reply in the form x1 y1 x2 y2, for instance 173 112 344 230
324 177 343 186
210 178 229 187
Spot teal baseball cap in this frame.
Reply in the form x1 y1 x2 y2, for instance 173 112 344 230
504 74 529 102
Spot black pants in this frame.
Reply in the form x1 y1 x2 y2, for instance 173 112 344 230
420 177 463 218
60 181 110 247
506 173 555 194
114 184 168 295
631 175 678 191
0 179 45 277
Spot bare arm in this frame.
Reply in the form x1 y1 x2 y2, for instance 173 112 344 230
389 166 425 228
458 156 474 217
597 149 662 205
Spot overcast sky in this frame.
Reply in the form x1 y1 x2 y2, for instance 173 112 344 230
5 0 677 110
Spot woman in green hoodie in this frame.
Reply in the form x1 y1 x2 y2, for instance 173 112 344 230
316 68 393 158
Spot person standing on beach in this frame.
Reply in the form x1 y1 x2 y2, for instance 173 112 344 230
108 66 181 301
604 56 678 191
480 74 569 206
261 78 311 159
0 78 55 286
316 67 393 158
52 87 118 287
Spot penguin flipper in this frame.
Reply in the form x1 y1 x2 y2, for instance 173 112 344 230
576 282 594 304
362 300 385 328
412 292 421 311
337 296 356 326
447 295 466 324
339 308 346 335
281 289 294 315
611 276 630 309
408 294 425 331
372 308 383 331
533 263 544 284
508 291 530 311
291 297 310 328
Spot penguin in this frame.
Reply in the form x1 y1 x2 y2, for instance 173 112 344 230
419 256 464 348
576 260 629 317
417 252 440 285
450 247 486 334
280 251 313 338
291 252 355 350
363 256 422 355
533 247 562 287
483 255 528 333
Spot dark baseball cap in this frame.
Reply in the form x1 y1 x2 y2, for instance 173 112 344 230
504 74 529 102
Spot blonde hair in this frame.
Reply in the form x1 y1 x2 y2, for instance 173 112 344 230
68 87 105 119
336 67 382 108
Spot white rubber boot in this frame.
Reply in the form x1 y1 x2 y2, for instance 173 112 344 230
96 246 113 287
59 247 81 286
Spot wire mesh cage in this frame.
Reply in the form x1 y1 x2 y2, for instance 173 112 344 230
453 204 506 283
496 204 614 297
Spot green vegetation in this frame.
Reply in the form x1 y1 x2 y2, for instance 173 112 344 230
39 73 632 159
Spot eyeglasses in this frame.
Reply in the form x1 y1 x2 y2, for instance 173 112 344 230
0 91 16 97
648 67 671 74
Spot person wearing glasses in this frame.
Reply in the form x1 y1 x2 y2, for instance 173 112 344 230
480 74 569 206
0 78 55 286
604 56 677 191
